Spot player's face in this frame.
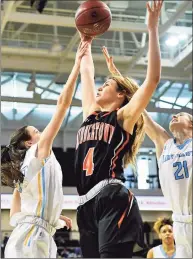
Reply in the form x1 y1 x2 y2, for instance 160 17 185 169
27 126 41 144
159 225 174 244
96 79 124 107
169 112 193 132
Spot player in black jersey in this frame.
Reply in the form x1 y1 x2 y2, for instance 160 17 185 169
75 1 163 258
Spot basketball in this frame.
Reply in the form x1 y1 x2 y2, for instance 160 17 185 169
75 0 112 37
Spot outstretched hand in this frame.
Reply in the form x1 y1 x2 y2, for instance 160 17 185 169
146 0 163 31
102 46 122 76
60 215 72 229
75 41 90 63
78 31 93 43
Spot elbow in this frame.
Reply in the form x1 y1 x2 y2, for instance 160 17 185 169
80 67 93 75
153 68 161 84
80 63 89 72
147 75 160 88
80 62 94 74
57 97 70 109
147 69 161 86
154 74 161 84
57 101 70 110
151 74 161 85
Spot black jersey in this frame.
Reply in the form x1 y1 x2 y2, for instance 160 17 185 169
75 110 131 195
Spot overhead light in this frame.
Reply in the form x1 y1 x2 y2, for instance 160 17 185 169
178 34 188 41
27 72 37 91
51 38 63 53
165 36 179 47
109 1 129 9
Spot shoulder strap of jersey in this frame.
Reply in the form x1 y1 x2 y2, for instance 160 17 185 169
162 138 173 151
21 143 38 172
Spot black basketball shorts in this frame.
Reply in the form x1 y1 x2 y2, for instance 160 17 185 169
77 183 144 257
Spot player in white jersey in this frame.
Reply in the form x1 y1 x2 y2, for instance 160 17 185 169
143 111 192 258
147 217 176 258
1 41 89 258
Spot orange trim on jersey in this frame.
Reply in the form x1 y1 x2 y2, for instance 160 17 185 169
118 207 127 228
111 133 130 173
92 110 117 117
101 112 111 117
118 190 133 228
112 171 116 178
91 112 98 115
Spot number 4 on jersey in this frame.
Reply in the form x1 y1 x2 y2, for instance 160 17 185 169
83 148 94 176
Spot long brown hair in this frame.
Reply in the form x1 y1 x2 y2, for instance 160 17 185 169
110 75 145 169
1 126 31 188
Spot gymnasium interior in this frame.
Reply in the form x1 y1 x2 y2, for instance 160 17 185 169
1 0 192 258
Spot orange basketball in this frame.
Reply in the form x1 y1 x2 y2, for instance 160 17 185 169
75 0 112 36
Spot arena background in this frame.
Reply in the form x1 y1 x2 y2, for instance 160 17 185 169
1 0 192 258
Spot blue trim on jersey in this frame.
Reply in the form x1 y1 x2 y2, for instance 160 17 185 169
160 245 176 258
41 164 46 219
28 236 32 246
174 138 192 150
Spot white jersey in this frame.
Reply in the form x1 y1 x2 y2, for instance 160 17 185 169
5 143 65 258
158 138 192 215
152 245 176 258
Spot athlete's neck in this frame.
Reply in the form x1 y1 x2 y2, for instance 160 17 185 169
162 242 175 255
172 130 192 144
100 101 122 112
